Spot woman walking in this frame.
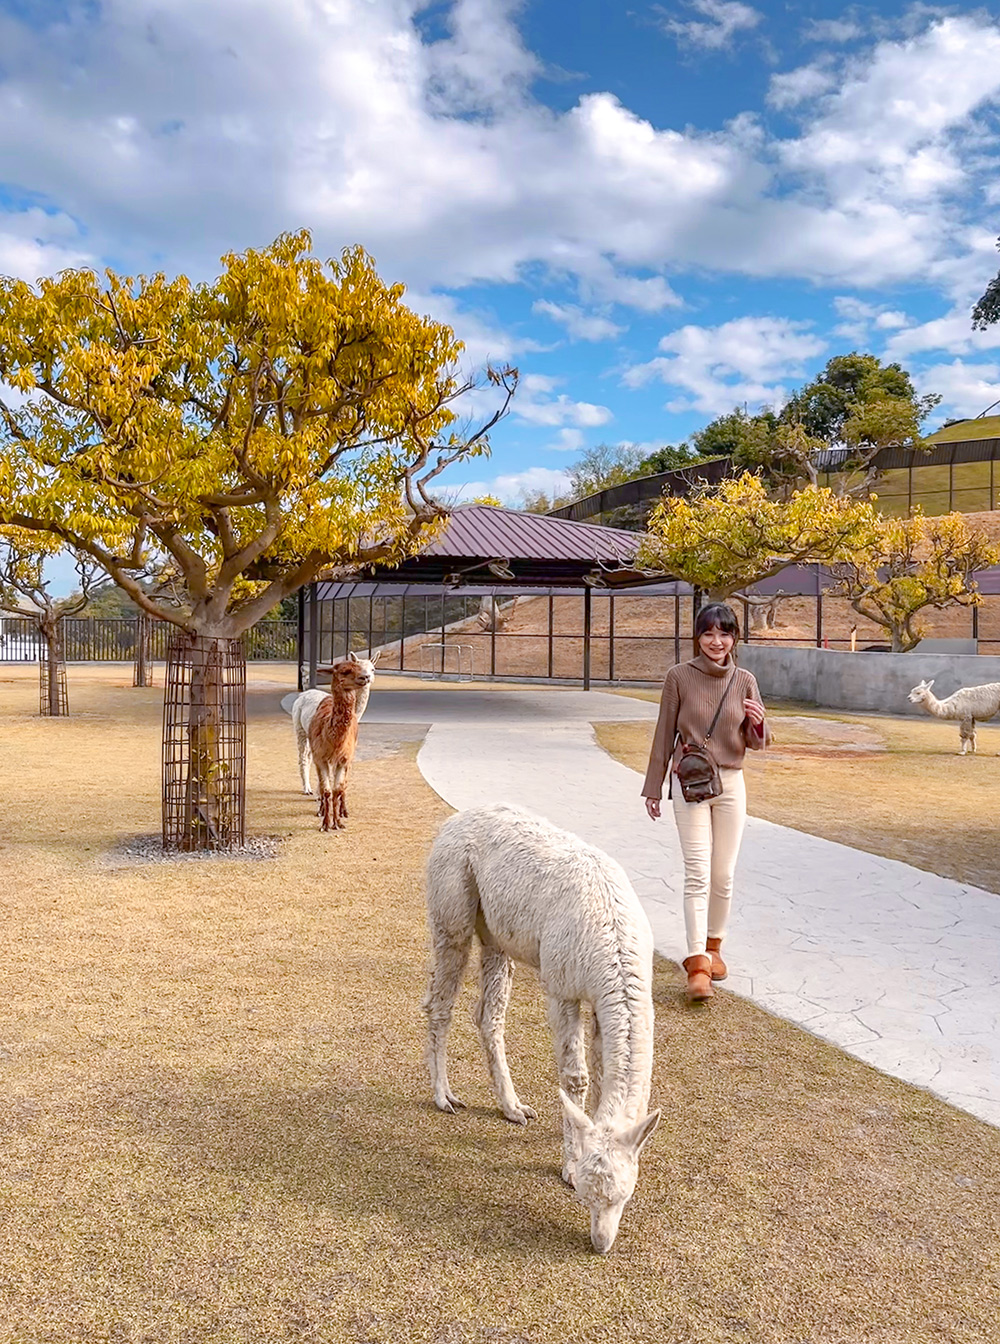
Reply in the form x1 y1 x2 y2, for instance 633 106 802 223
642 602 769 1003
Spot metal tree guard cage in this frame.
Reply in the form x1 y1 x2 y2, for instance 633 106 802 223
38 631 69 716
162 634 246 851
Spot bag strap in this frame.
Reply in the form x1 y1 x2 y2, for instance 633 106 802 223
701 671 737 747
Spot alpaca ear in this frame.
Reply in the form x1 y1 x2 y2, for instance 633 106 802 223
371 651 381 665
926 679 934 690
619 1109 660 1155
347 651 359 664
559 1089 594 1136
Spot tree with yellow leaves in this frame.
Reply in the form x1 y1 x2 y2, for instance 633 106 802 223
0 231 516 846
834 511 999 652
0 531 103 715
637 472 879 600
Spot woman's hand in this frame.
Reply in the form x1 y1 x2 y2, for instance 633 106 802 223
743 697 766 727
645 797 661 821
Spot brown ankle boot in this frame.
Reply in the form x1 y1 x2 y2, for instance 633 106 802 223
706 937 728 982
683 954 713 1003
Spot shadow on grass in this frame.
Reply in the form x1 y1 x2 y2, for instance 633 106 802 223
103 1070 593 1262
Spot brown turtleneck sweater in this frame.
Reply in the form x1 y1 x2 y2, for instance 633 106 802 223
641 654 769 801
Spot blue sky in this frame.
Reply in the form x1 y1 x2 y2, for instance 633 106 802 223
2 0 1000 590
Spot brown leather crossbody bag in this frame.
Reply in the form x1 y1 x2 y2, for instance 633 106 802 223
670 672 737 804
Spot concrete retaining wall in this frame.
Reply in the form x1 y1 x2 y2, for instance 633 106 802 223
739 645 1000 715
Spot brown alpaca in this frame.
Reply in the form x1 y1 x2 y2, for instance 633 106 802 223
308 657 373 831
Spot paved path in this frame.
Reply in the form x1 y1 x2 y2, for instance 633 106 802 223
286 686 1000 1127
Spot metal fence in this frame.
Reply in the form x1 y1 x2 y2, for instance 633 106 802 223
305 575 1000 688
0 618 298 663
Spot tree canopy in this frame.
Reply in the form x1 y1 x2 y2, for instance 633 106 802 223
690 353 940 496
0 231 515 638
835 511 999 652
637 473 880 599
972 237 1000 330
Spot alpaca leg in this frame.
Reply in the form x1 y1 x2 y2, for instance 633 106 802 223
959 718 975 755
424 832 481 1114
333 762 350 826
424 935 473 1114
476 942 536 1125
588 1013 603 1116
315 759 332 831
297 726 314 796
547 996 588 1183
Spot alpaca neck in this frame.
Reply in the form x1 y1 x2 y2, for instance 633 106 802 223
316 690 357 745
593 994 653 1127
922 694 950 719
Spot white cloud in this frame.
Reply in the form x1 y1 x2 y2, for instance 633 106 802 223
623 315 826 414
532 300 624 342
781 18 1000 206
917 360 1000 420
0 206 93 279
767 64 838 111
0 3 997 310
831 295 912 343
512 374 613 428
885 310 1000 360
546 428 586 453
801 16 865 44
449 464 572 505
657 0 762 51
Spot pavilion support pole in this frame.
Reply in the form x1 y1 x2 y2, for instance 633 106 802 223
399 595 406 670
973 601 980 650
368 594 375 658
583 585 592 691
440 591 446 676
547 594 554 680
308 584 319 689
674 592 681 666
608 594 615 682
490 592 497 677
296 588 305 692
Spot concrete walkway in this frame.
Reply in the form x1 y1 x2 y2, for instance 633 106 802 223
287 685 1000 1128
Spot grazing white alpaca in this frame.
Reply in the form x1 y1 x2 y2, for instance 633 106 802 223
293 651 378 795
423 803 660 1254
908 678 1000 755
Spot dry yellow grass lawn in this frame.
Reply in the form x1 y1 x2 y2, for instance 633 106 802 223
598 701 1000 895
1 666 1000 1342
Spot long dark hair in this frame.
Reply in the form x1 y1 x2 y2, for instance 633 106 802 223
693 601 740 656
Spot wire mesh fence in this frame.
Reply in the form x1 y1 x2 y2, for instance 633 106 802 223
306 579 1000 686
162 634 247 852
0 617 297 664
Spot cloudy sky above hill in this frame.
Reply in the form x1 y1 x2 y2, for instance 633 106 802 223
2 0 1000 515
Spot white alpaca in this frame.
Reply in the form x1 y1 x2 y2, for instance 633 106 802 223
423 803 660 1255
907 678 1000 755
293 651 378 795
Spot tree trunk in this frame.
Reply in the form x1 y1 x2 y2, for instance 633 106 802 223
133 612 151 687
162 633 246 852
40 621 66 717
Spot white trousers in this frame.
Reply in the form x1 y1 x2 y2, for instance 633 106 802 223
671 767 747 958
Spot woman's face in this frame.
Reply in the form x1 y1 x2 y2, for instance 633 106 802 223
698 624 734 664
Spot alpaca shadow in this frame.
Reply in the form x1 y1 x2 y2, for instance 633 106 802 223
108 1071 586 1262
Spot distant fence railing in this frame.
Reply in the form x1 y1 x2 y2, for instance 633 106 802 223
0 618 298 663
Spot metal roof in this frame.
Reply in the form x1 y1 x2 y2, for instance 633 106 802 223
414 503 640 563
319 504 658 590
